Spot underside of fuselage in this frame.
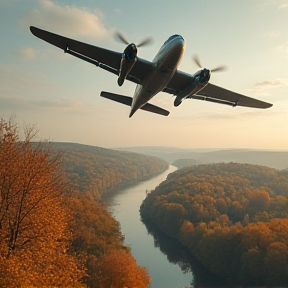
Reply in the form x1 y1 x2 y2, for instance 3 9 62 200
129 35 185 117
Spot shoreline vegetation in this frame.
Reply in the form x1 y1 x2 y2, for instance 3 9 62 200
140 163 288 286
0 119 168 287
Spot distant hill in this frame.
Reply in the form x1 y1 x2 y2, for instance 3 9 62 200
115 147 288 170
114 146 220 163
172 150 288 170
48 142 168 198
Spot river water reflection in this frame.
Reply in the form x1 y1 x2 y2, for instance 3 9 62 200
106 165 193 288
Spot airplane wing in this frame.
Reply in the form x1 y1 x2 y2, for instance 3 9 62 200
163 70 272 109
30 26 153 85
193 83 272 108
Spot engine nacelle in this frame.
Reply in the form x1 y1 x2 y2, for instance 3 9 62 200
174 81 197 106
118 44 137 86
174 69 210 106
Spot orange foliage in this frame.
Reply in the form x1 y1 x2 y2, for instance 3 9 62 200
0 120 85 287
96 249 151 288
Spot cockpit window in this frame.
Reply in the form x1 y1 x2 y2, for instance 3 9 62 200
164 35 184 45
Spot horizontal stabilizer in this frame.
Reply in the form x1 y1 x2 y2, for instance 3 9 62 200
100 91 170 116
100 91 132 106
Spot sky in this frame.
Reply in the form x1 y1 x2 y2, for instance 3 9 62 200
0 0 288 150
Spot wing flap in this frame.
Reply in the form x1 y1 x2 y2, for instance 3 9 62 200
100 91 169 116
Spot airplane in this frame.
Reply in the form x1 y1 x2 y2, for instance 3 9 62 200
30 26 273 117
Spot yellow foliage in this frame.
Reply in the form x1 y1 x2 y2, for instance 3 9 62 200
0 120 85 287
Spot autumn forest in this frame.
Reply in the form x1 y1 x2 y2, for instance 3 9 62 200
140 163 288 286
0 119 167 288
1 117 288 287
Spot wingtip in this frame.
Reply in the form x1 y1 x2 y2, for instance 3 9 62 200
30 26 37 35
264 102 273 109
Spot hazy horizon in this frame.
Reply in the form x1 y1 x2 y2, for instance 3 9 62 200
51 141 288 152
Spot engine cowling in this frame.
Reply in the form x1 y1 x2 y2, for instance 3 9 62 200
117 44 138 86
174 69 210 106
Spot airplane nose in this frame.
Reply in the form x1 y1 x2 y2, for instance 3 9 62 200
177 37 185 49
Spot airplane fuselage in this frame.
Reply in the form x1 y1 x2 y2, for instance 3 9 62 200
129 35 185 117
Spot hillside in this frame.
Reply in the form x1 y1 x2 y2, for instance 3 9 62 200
140 163 288 286
49 142 169 199
172 149 288 169
1 121 157 287
115 146 217 163
47 142 168 286
115 146 288 169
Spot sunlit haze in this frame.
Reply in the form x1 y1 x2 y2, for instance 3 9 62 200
1 0 288 149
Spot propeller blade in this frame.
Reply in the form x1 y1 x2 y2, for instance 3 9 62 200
115 31 130 45
211 66 227 73
193 55 202 68
137 37 153 47
193 54 227 73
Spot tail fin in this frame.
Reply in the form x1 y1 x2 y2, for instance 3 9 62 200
100 91 170 116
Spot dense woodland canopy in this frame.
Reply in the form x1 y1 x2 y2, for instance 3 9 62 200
0 119 167 287
0 121 84 287
140 163 288 286
49 142 168 199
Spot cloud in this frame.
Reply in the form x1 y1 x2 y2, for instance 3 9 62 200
0 64 48 93
0 95 84 112
264 31 280 38
16 47 36 59
248 78 288 99
275 42 288 58
253 79 288 89
170 107 277 126
114 8 122 15
279 3 288 9
15 46 49 60
21 0 109 39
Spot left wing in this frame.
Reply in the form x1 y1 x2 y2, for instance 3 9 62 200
30 26 153 84
193 83 272 108
163 69 272 109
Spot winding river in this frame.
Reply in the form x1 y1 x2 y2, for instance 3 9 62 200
106 165 194 288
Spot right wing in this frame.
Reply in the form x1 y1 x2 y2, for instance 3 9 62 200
163 69 272 109
30 26 153 85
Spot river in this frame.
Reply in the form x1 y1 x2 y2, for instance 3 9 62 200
106 165 194 288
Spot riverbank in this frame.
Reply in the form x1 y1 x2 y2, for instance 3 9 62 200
102 165 169 199
105 165 194 288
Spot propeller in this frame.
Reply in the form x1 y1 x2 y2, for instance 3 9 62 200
192 55 227 73
115 31 153 48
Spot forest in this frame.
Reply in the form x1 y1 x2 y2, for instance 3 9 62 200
140 162 288 286
49 142 168 199
0 119 167 288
